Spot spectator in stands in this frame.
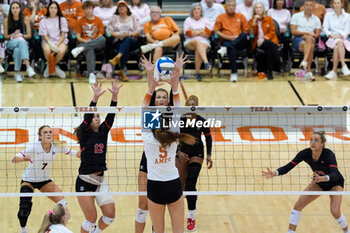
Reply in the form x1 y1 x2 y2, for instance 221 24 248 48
93 0 116 26
300 1 327 23
60 0 84 31
290 0 321 81
129 0 150 27
0 2 10 74
23 0 47 31
236 0 269 10
141 6 181 63
249 2 281 80
39 1 68 79
184 3 212 81
201 0 225 28
107 0 140 81
236 0 254 21
267 0 291 70
4 1 36 82
323 0 350 79
71 0 106 85
214 0 249 82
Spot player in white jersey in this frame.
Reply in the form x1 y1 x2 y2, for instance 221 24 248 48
140 53 195 233
10 125 80 233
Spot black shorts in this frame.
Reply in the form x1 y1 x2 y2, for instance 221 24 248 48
21 179 52 190
147 178 183 205
317 180 345 191
75 176 98 192
139 151 147 173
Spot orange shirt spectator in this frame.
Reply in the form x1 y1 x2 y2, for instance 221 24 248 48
144 16 179 41
76 15 104 40
249 15 278 49
23 7 47 30
60 0 85 30
213 12 249 37
300 2 327 23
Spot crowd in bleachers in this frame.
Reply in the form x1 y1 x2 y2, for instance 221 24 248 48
0 0 349 83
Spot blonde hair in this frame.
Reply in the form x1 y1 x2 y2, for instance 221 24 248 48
185 95 199 106
252 2 267 19
313 130 327 144
37 204 66 233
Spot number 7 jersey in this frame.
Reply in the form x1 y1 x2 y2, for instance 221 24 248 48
15 141 77 182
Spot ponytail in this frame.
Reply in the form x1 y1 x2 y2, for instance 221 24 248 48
152 129 195 148
37 204 65 233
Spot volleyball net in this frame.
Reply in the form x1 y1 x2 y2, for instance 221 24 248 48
1 105 350 197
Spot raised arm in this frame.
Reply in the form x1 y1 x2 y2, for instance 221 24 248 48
171 52 187 107
11 144 35 164
140 55 159 107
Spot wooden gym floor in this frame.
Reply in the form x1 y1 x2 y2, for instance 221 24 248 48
1 70 350 233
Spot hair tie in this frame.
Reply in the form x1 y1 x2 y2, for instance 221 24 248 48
48 210 55 215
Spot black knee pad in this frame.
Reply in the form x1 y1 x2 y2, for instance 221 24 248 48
17 185 33 227
185 163 202 210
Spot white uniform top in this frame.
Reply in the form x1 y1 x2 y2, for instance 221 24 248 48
290 11 321 33
46 224 73 233
142 130 179 181
14 141 77 182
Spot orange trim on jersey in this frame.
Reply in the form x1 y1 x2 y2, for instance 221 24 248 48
329 164 338 168
83 120 88 125
142 93 153 107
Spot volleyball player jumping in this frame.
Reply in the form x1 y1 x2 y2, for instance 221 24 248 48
74 80 122 233
11 125 79 233
262 131 350 233
140 52 195 233
176 95 213 232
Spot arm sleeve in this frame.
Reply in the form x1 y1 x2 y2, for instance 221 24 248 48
213 14 222 32
12 143 35 161
326 150 341 182
315 17 321 29
55 146 78 157
77 2 85 18
241 15 249 33
61 17 69 33
290 14 297 26
100 100 117 133
203 128 212 155
78 101 97 132
277 151 304 176
264 17 276 40
38 18 47 36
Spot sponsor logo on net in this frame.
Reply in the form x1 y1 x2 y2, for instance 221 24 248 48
143 110 222 129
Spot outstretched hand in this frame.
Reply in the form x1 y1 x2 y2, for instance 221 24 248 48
261 168 275 179
174 52 188 71
108 80 123 102
92 81 107 102
140 54 155 73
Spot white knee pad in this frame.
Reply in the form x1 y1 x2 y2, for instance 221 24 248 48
96 178 114 207
135 208 148 223
81 219 96 231
337 214 348 229
289 209 301 226
56 199 67 206
102 215 115 225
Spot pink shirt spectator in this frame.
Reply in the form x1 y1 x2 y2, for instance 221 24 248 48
236 3 253 21
267 8 291 31
93 6 117 26
183 16 212 47
257 21 264 41
107 14 141 43
129 3 150 25
39 16 69 45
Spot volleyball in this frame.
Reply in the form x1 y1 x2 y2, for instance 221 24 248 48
154 56 175 81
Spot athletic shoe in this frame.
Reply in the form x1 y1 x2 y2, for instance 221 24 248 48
305 72 315 81
341 64 350 76
119 70 128 82
257 72 267 80
55 65 66 79
325 70 337 80
230 73 238 82
204 63 211 71
89 73 96 85
0 63 4 74
14 72 23 83
299 61 307 70
43 65 49 78
141 44 156 54
186 218 196 232
26 66 36 78
195 73 202 81
71 47 84 58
